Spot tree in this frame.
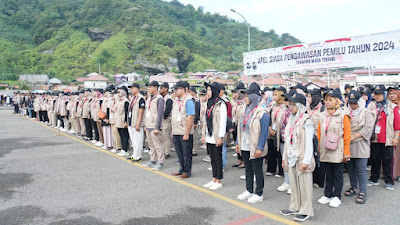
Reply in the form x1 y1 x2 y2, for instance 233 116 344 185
175 45 191 73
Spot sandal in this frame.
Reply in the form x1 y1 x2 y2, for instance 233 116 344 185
356 193 366 204
238 163 245 169
344 188 358 197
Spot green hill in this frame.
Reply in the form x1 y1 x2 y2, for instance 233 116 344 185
0 0 300 82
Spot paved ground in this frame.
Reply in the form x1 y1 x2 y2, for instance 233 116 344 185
0 107 399 225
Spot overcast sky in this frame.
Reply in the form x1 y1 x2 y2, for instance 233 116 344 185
167 0 400 44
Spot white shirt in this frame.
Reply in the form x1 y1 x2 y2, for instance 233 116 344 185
206 102 227 144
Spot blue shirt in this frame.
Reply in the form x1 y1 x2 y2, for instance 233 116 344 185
185 99 195 116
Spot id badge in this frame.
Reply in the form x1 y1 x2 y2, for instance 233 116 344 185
375 125 381 134
146 111 151 118
129 112 132 118
110 114 114 120
272 122 277 131
232 117 236 124
177 114 182 122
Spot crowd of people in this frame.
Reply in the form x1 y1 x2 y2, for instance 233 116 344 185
9 81 400 222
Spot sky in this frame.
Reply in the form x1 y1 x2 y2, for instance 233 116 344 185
166 0 400 44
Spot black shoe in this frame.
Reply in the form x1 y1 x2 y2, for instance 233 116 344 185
294 215 310 222
279 209 298 216
192 153 198 156
165 154 171 159
132 158 142 162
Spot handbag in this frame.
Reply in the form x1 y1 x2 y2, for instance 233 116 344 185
324 115 339 151
98 106 106 120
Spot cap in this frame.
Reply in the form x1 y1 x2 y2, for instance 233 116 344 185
219 83 226 90
146 81 160 87
128 83 140 89
118 86 129 94
242 82 261 96
348 90 361 103
174 81 186 89
273 86 287 93
182 81 190 89
373 84 386 94
263 87 273 92
233 82 246 92
284 93 307 106
324 88 342 99
160 82 169 89
345 84 354 89
204 82 220 90
290 83 307 92
189 86 197 94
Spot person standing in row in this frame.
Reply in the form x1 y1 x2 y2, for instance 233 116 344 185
171 81 195 179
102 86 114 150
231 82 246 169
345 91 375 204
77 91 86 137
110 91 122 153
142 81 165 171
127 83 146 162
82 90 93 141
189 86 200 156
160 82 173 159
236 83 269 204
202 82 227 191
115 86 130 157
387 87 400 181
317 89 351 208
368 85 400 190
280 93 315 222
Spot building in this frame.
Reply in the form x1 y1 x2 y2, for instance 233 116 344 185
352 68 400 86
19 74 50 90
77 75 109 89
49 78 62 85
149 75 179 89
114 73 142 83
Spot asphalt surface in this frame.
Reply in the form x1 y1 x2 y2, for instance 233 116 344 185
0 107 399 225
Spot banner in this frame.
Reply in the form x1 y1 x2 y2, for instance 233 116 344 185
243 30 400 75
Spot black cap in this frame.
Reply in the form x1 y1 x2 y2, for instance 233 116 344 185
189 86 197 94
263 87 273 92
273 86 287 93
242 82 261 96
129 83 140 89
219 83 226 90
307 88 321 96
160 82 169 89
373 84 386 94
345 84 354 89
199 89 207 95
284 93 307 106
348 90 361 103
364 84 373 90
175 81 187 89
388 86 400 92
287 89 297 97
118 86 129 94
204 82 220 90
233 82 246 92
290 83 307 92
146 81 160 87
182 81 190 89
324 88 342 99
139 91 146 96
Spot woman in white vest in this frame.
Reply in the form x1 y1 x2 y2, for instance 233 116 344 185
344 91 375 204
77 91 86 137
280 93 315 222
368 85 400 191
317 88 351 208
109 90 122 153
236 82 269 204
102 86 115 150
202 82 227 191
114 86 130 157
231 82 246 169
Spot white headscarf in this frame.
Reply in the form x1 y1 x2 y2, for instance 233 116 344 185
351 98 366 116
286 102 307 163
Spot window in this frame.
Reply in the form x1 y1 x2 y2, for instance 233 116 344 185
387 73 399 76
93 83 95 87
374 74 383 76
358 74 368 77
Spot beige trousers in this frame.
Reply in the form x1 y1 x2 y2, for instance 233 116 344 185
79 118 86 135
162 118 172 155
147 129 165 163
73 118 80 134
111 124 121 150
289 165 314 217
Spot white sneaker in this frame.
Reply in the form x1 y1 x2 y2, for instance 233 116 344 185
95 142 104 146
110 149 117 153
171 148 175 152
277 183 290 192
101 146 108 150
207 167 212 171
143 149 150 153
117 150 128 157
275 174 283 178
237 190 252 200
91 140 97 144
329 197 341 208
203 157 211 162
209 182 222 190
203 181 215 188
318 196 332 205
266 172 273 176
240 175 246 180
232 153 238 157
287 188 291 195
247 194 263 204
68 130 75 134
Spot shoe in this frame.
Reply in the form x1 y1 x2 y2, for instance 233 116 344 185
203 157 211 162
385 183 394 191
192 153 198 156
126 156 134 160
329 197 341 208
266 172 273 176
101 146 109 150
200 144 206 149
95 142 104 146
110 149 117 153
367 180 379 186
277 183 290 192
237 190 252 200
275 174 283 178
117 150 128 157
232 153 238 157
179 174 190 179
152 163 164 171
366 165 371 171
91 140 97 144
142 161 156 168
68 130 75 134
143 149 150 153
279 209 298 216
294 215 310 222
247 194 263 204
318 196 332 205
240 175 246 180
209 182 222 190
207 167 212 171
132 158 142 162
171 172 182 176
171 148 175 152
203 181 215 188
165 154 171 159
287 188 291 195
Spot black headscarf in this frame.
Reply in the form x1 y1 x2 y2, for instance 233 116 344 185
310 93 321 109
206 82 221 137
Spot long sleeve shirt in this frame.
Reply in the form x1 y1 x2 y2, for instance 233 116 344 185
163 98 173 119
377 107 400 143
194 100 201 125
155 98 164 130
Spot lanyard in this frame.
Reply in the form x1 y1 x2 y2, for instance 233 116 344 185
289 114 304 144
207 98 218 117
178 95 187 113
148 93 159 110
274 104 284 120
243 106 258 131
309 103 321 118
129 96 137 112
324 112 335 135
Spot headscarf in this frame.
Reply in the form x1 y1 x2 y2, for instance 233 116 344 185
365 93 372 108
264 90 273 106
350 98 366 116
286 102 307 163
310 94 321 109
389 89 400 106
376 92 389 115
274 90 285 105
206 83 221 137
239 93 262 137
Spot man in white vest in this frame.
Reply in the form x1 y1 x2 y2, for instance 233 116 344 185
160 82 173 158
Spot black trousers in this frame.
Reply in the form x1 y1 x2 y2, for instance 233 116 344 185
313 166 326 188
91 120 99 141
84 118 93 139
232 125 242 161
370 143 394 184
173 135 193 176
118 128 129 151
57 115 64 128
266 139 283 175
242 150 264 196
14 104 19 113
321 162 344 199
207 143 223 180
